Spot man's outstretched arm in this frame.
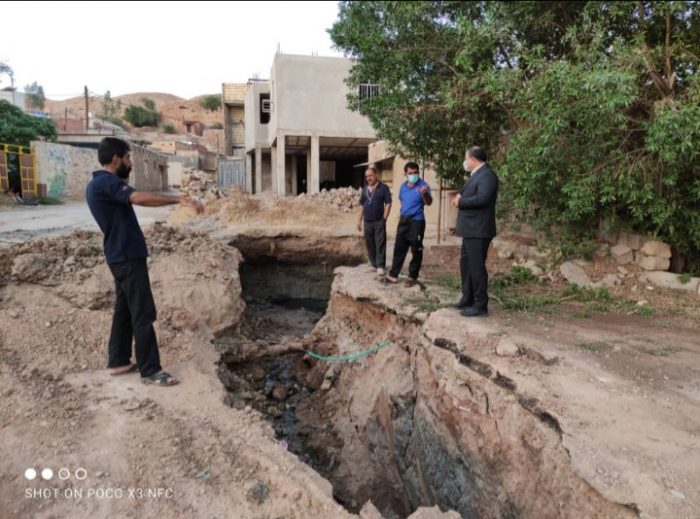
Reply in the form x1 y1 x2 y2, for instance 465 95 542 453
129 191 204 213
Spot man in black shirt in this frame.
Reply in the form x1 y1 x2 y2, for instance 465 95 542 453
86 137 203 386
356 166 392 275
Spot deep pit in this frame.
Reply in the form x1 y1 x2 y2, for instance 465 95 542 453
215 239 638 519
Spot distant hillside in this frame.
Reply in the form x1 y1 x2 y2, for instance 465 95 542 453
44 92 186 117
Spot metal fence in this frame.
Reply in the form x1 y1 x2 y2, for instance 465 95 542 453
217 157 246 189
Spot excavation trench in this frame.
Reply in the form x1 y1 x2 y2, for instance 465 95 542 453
215 237 637 519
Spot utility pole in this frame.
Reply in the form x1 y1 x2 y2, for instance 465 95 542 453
84 85 89 131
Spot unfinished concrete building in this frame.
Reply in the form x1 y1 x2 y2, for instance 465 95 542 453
222 83 247 157
243 54 378 195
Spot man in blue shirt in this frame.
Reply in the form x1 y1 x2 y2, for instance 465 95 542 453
356 166 392 275
386 162 432 287
86 137 203 386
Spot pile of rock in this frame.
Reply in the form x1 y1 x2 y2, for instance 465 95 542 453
179 169 218 199
609 232 672 271
298 187 362 213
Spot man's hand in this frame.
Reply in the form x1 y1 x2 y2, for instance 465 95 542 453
451 194 461 208
420 185 429 194
180 196 204 214
357 220 363 232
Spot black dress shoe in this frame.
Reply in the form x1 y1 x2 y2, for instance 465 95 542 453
461 306 488 317
451 299 473 309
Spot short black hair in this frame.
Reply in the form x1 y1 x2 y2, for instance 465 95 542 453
98 137 130 166
404 161 419 172
466 146 487 163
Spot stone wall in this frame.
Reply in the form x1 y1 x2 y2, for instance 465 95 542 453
31 141 100 200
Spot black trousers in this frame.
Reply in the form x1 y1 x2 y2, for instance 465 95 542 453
107 259 162 378
460 238 492 310
363 219 387 269
390 219 426 280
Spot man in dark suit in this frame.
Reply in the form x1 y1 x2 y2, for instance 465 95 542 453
451 146 499 317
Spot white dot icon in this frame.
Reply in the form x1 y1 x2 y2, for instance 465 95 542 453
24 468 37 480
41 468 54 480
58 468 70 480
75 468 87 480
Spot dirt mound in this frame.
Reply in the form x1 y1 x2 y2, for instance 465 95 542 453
170 190 357 234
0 224 244 336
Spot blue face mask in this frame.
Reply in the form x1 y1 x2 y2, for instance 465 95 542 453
407 174 419 184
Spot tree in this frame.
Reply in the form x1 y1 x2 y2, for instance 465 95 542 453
101 90 117 118
141 97 156 111
124 98 160 127
330 1 700 264
199 94 222 111
24 82 46 111
0 61 13 86
0 100 57 145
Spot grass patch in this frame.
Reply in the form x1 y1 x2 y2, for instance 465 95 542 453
633 306 654 317
403 297 445 313
640 346 683 357
678 273 692 284
655 320 672 329
435 273 461 291
34 196 63 205
577 341 612 352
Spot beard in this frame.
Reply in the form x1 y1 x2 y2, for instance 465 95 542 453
116 163 132 179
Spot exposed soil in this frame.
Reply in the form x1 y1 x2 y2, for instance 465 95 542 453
0 196 699 519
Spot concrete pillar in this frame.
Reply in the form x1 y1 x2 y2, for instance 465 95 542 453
271 144 277 194
310 135 320 194
277 133 286 196
291 155 298 195
254 147 262 194
245 153 253 194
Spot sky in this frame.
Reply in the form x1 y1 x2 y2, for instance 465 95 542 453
0 1 344 100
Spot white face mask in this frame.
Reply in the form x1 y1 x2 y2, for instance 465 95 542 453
463 160 470 172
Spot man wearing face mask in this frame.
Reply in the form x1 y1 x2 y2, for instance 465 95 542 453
386 161 432 287
451 145 499 317
86 137 203 386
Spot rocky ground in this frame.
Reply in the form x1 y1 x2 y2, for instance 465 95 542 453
0 195 698 518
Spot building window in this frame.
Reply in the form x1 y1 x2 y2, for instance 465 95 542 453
259 93 270 124
359 83 380 101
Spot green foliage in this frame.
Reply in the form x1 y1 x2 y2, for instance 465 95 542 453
577 341 612 352
199 95 222 111
330 1 700 264
162 123 176 134
100 90 118 119
24 82 46 111
35 196 63 205
435 273 461 291
101 115 125 128
124 99 160 128
490 266 538 291
0 61 13 86
0 100 56 145
633 305 654 317
141 97 156 111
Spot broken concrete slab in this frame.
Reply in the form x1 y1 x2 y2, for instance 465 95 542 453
641 271 700 293
496 337 520 357
560 261 593 287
